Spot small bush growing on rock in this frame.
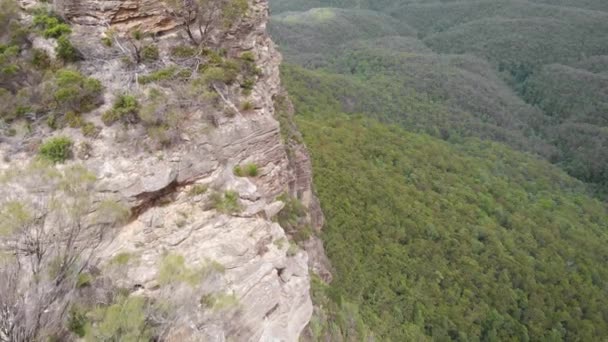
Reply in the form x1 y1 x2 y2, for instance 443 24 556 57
170 45 197 58
102 94 139 126
241 100 253 111
139 66 190 84
210 190 241 214
38 136 72 163
233 163 258 177
52 69 103 113
110 252 135 266
33 12 71 38
101 36 112 47
85 295 152 341
30 48 51 69
56 36 80 62
188 184 208 197
240 51 255 62
81 122 99 137
141 44 159 62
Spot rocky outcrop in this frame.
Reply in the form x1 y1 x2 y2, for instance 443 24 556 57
53 0 178 33
1 0 328 340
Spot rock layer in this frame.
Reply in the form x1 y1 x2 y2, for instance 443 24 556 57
1 0 326 340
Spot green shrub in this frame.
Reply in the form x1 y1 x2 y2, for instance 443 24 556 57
157 253 222 286
102 94 139 126
222 0 248 27
139 66 189 84
53 69 103 113
110 252 134 266
65 111 83 128
146 125 171 147
277 194 307 232
234 163 258 177
81 122 99 137
86 295 152 341
171 45 197 58
188 184 208 197
241 100 254 111
101 36 112 47
31 48 50 69
56 36 79 62
210 190 241 214
38 136 72 163
33 12 71 38
241 77 255 95
67 306 87 337
240 51 255 62
141 44 159 62
76 272 93 288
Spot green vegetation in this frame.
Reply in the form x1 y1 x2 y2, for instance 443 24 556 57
188 183 208 197
56 35 80 62
141 44 159 62
52 69 103 113
38 136 72 163
102 94 139 126
157 253 224 286
138 66 190 84
85 295 152 341
110 252 135 266
270 0 608 197
233 163 258 177
210 190 241 214
298 113 608 341
33 11 71 38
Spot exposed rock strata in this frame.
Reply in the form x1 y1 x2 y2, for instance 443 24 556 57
1 0 328 340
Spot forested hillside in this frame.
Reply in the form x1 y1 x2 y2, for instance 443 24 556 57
269 0 608 340
270 0 608 198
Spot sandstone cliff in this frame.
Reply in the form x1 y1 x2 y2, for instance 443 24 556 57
0 0 327 340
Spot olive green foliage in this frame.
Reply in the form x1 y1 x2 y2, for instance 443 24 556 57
76 272 93 288
200 292 239 312
139 66 190 84
188 184 208 196
56 36 80 62
233 163 258 177
306 274 375 341
0 200 30 236
102 94 139 126
221 0 248 27
85 295 152 341
276 194 311 242
38 136 72 163
110 252 135 266
271 0 608 198
170 45 198 58
210 190 241 214
141 44 159 62
31 48 51 69
164 0 248 45
157 253 224 286
299 114 608 341
52 69 103 113
32 11 71 38
240 100 253 111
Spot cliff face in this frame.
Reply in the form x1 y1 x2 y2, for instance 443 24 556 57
0 0 326 340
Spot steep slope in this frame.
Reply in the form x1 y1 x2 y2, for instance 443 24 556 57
0 0 324 340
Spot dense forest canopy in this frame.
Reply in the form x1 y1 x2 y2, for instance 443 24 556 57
269 0 608 340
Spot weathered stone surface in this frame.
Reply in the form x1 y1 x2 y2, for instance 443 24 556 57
1 0 329 340
54 0 178 33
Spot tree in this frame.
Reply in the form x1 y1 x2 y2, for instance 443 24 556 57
0 162 129 341
164 0 248 45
